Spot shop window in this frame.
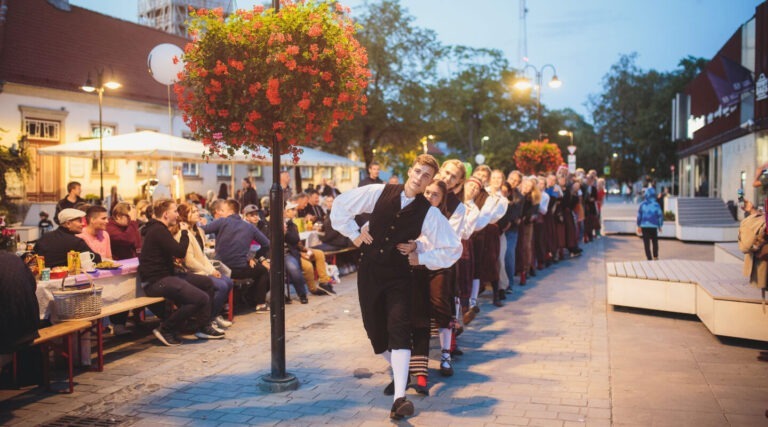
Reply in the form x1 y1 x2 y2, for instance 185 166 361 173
217 164 231 177
182 162 199 177
25 118 60 141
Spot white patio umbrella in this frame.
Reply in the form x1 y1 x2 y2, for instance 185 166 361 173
37 131 218 162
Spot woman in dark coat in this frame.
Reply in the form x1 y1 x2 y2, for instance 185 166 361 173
0 253 40 354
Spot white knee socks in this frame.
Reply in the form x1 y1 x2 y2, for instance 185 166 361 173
470 279 480 307
391 349 410 400
439 328 452 353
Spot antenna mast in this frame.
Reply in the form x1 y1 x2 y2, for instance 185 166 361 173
519 0 529 65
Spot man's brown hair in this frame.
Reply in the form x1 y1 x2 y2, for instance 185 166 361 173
414 154 439 176
152 198 176 219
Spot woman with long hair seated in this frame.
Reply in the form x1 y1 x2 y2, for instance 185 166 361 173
171 202 234 331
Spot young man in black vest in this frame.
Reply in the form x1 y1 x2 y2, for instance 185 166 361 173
331 154 462 420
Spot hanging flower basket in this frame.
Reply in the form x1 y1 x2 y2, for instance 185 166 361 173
176 1 370 162
513 139 564 175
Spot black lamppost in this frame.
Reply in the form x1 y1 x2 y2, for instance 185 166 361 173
260 0 299 393
513 63 561 139
81 69 121 204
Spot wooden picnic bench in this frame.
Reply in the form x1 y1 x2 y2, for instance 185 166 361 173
606 259 768 341
74 296 166 372
322 246 358 266
12 320 92 393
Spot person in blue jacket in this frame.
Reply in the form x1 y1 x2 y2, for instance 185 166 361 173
637 187 663 260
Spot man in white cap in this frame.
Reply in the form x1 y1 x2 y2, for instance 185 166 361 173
35 208 102 268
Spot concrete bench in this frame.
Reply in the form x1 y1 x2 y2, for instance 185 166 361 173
606 259 767 341
12 320 92 393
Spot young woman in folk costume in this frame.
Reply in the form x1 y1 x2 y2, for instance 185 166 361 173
517 176 541 285
467 167 508 319
401 179 454 395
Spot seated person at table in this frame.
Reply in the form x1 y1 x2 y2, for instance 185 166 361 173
35 208 102 268
203 199 271 312
294 192 310 218
77 205 113 260
106 202 143 335
0 252 40 357
107 202 142 260
315 197 354 251
284 195 335 295
242 204 269 233
173 202 233 330
299 189 325 223
139 199 221 346
276 201 310 303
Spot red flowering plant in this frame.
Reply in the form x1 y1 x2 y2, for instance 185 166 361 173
513 139 564 175
176 1 370 161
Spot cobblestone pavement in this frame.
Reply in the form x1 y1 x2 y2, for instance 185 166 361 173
2 227 767 426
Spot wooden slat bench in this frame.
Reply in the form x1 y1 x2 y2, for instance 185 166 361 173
323 246 358 266
12 320 92 393
607 259 768 341
75 297 165 372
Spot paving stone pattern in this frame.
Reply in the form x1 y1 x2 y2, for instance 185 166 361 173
2 217 766 426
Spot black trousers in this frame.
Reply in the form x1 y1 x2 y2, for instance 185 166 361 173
641 227 659 260
230 263 269 306
144 273 213 332
358 257 413 354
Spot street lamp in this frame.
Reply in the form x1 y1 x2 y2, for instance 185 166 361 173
514 63 561 139
420 134 435 154
81 69 121 204
559 130 576 172
475 136 489 165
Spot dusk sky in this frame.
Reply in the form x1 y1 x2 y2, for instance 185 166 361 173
70 0 763 122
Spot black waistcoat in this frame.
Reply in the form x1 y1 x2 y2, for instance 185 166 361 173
363 184 431 273
446 191 461 217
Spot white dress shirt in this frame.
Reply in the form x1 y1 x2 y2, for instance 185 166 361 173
331 184 462 270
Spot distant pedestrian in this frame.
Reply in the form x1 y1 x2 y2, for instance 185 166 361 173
636 187 663 260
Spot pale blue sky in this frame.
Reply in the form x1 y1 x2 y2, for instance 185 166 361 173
70 0 762 121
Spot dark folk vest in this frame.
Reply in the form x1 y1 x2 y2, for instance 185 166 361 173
363 184 431 273
446 191 461 217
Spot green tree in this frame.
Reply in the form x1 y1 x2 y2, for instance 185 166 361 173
589 53 706 183
322 0 441 169
428 49 530 172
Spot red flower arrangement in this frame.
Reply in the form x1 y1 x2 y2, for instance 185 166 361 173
176 1 370 161
513 139 564 175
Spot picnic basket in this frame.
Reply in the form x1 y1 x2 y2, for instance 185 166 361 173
52 273 103 320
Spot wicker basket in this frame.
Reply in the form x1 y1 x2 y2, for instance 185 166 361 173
52 286 103 320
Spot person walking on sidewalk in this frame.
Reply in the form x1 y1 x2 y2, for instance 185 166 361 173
636 187 663 260
331 154 462 420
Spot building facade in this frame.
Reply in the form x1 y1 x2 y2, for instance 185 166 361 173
672 2 768 206
0 0 360 208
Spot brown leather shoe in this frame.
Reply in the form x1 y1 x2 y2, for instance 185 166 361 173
462 309 476 325
390 397 414 420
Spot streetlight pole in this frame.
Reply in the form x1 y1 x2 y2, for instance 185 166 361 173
421 134 435 154
82 69 121 205
260 0 299 394
513 63 561 140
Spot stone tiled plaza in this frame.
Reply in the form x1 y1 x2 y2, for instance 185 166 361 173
3 216 767 426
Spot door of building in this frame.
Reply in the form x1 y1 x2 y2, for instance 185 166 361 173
25 139 61 202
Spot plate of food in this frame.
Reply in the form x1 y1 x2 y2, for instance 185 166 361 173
95 261 122 270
